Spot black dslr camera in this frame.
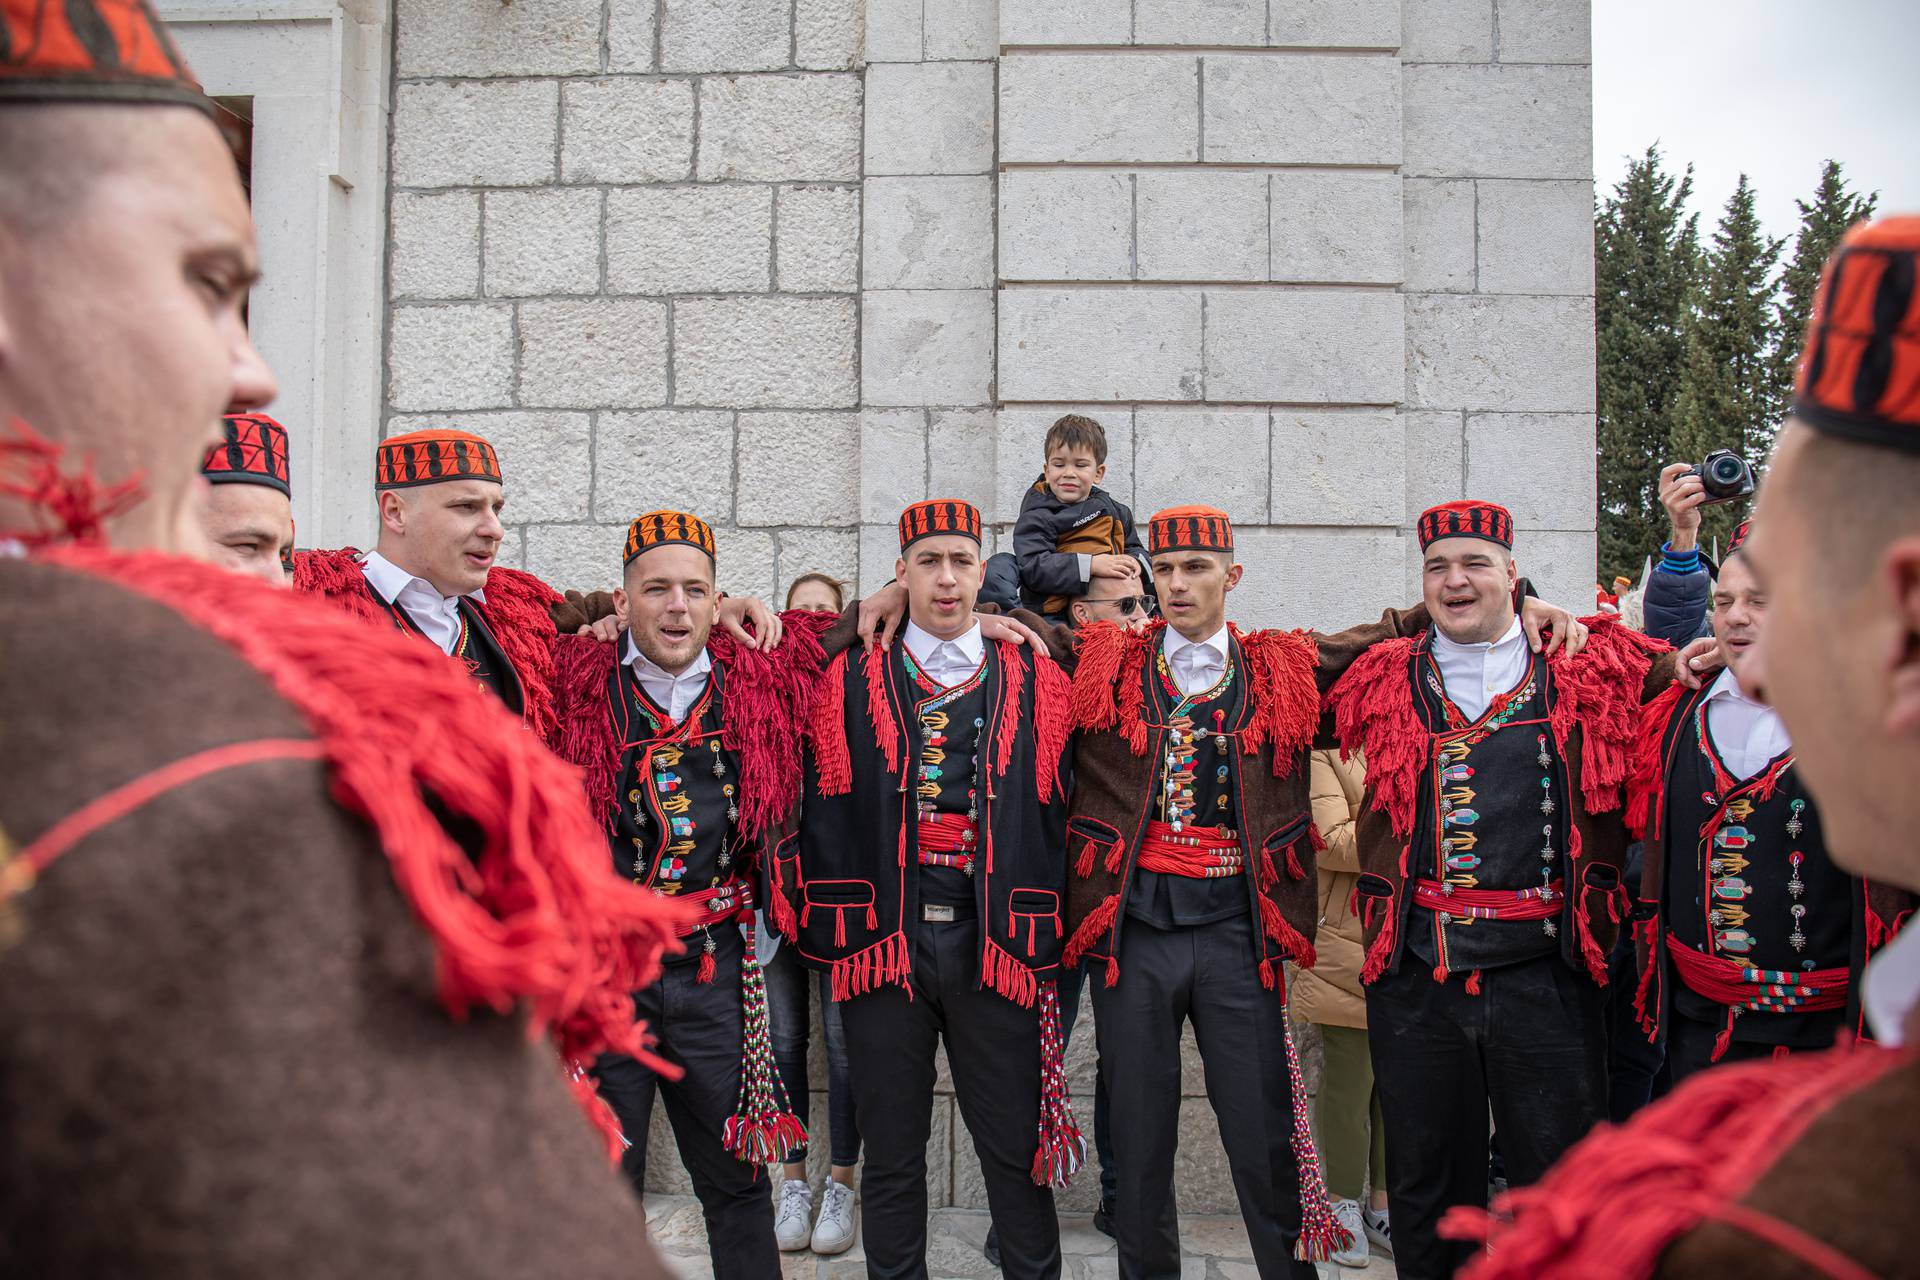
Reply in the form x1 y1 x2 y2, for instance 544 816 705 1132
1689 449 1755 506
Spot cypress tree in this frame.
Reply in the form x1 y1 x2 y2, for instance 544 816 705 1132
1772 160 1877 427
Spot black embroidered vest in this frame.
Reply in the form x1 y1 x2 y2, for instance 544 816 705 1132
1408 646 1570 974
1130 650 1249 929
901 644 988 908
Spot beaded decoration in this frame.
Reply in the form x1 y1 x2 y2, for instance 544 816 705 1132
902 645 987 869
1031 982 1086 1190
721 927 807 1163
1153 647 1236 834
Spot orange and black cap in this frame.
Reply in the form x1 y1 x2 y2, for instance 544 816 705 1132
1148 505 1233 555
1793 215 1920 453
625 509 716 564
376 428 502 490
203 413 290 495
0 0 210 115
898 499 982 551
1417 500 1513 551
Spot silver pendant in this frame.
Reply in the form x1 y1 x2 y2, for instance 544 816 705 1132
1543 919 1558 938
1790 931 1807 952
1540 794 1556 816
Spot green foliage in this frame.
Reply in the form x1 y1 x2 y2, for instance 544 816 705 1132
1772 160 1877 430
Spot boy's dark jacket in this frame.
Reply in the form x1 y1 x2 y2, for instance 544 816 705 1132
1013 478 1150 615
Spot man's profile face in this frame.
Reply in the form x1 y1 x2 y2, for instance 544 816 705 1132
377 479 505 597
0 105 278 552
1422 537 1518 645
616 543 720 675
200 483 293 586
895 535 982 638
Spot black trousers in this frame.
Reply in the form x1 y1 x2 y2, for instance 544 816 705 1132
593 927 779 1280
1368 952 1607 1280
1666 1005 1845 1083
839 918 1060 1280
1092 912 1317 1280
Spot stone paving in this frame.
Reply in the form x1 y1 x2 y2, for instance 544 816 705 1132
645 1196 1398 1280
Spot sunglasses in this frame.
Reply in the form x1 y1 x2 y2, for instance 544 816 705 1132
1092 594 1155 617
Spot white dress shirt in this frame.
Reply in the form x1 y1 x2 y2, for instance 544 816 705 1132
1865 918 1920 1047
1162 625 1230 697
361 550 481 656
1431 616 1530 722
623 633 713 723
1701 668 1792 781
903 620 985 688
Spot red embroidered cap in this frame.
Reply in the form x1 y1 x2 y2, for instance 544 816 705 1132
1148 505 1233 555
202 413 290 495
624 509 716 564
0 0 208 114
376 428 501 490
1417 500 1514 552
1793 215 1920 453
898 499 982 551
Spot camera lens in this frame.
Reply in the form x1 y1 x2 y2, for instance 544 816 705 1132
1709 455 1744 484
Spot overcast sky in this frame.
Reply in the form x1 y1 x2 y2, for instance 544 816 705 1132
1592 0 1920 247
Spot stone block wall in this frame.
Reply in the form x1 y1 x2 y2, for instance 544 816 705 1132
380 0 1594 1214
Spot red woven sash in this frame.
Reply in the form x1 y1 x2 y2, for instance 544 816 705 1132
1136 819 1245 878
667 876 754 939
1412 878 1563 921
1665 933 1848 1014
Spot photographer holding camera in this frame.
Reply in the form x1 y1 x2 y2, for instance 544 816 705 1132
1646 451 1756 646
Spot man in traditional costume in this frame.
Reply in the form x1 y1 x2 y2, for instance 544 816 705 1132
1449 213 1920 1280
0 6 680 1273
779 499 1081 1280
198 411 295 583
1626 517 1911 1078
1322 500 1684 1279
549 510 838 1278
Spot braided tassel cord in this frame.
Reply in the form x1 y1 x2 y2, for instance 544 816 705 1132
1030 980 1087 1189
1284 1009 1352 1262
722 929 807 1164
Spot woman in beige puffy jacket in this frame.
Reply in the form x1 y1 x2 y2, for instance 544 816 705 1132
1293 750 1390 1266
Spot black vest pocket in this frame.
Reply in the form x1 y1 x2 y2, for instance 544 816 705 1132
1068 814 1124 879
1005 887 1063 958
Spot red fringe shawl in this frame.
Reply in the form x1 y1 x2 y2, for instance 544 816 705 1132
1624 681 1689 840
1445 1041 1915 1280
292 547 565 741
0 419 144 548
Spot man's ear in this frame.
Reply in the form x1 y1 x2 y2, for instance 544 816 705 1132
377 489 408 536
1881 536 1920 737
1507 555 1520 589
611 585 628 619
1223 562 1244 591
894 556 907 583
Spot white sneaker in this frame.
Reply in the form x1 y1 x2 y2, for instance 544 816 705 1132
1328 1198 1369 1268
810 1180 857 1255
774 1179 814 1252
1362 1205 1392 1258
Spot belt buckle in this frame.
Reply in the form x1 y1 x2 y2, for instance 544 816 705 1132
922 903 956 923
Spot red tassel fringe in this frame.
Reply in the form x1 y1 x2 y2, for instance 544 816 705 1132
549 635 622 825
1625 683 1687 840
473 565 563 741
0 419 145 548
1547 615 1670 816
810 650 853 796
1359 893 1397 984
1031 649 1073 802
1064 894 1120 970
1326 637 1425 837
1031 981 1087 1189
830 931 911 1001
710 608 833 836
1259 894 1316 968
865 644 902 778
993 640 1023 780
981 938 1039 1008
1231 625 1321 778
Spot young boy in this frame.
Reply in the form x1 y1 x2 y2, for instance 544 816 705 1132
1012 414 1151 620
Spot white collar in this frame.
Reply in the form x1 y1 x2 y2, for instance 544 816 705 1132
1431 614 1523 658
1162 623 1230 663
1865 919 1920 1047
1703 666 1767 709
361 549 484 606
623 632 713 683
903 619 984 663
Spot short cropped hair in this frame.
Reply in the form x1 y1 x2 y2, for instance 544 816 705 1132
1044 414 1108 465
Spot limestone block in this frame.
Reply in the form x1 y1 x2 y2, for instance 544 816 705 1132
1402 177 1476 293
737 412 861 526
859 522 904 593
1507 529 1594 625
1464 412 1595 530
995 407 1134 521
1201 54 1399 165
494 531 527 571
526 522 629 594
1204 289 1404 405
999 55 1199 164
1232 527 1409 631
998 170 1132 283
1268 410 1405 525
387 303 514 411
777 186 862 293
929 409 998 515
864 177 995 290
1404 294 1594 412
1269 171 1403 284
560 79 695 184
864 62 995 176
776 528 860 601
389 191 479 300
864 0 924 61
861 289 995 407
1267 0 1401 47
1134 410 1269 523
699 74 863 182
608 0 656 70
391 80 557 188
924 0 996 60
928 1094 956 1206
1134 0 1263 46
386 411 590 522
796 0 863 69
518 298 671 409
396 0 599 76
1400 0 1493 60
999 0 1130 45
1402 64 1592 179
594 410 736 524
1475 180 1595 295
606 186 773 295
1136 170 1268 283
675 296 859 408
999 288 1203 402
661 0 789 72
483 188 600 297
861 409 929 522
1496 0 1590 62
721 528 781 603
1402 409 1466 522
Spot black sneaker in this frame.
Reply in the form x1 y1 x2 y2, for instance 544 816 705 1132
1092 1197 1115 1239
984 1225 1001 1268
